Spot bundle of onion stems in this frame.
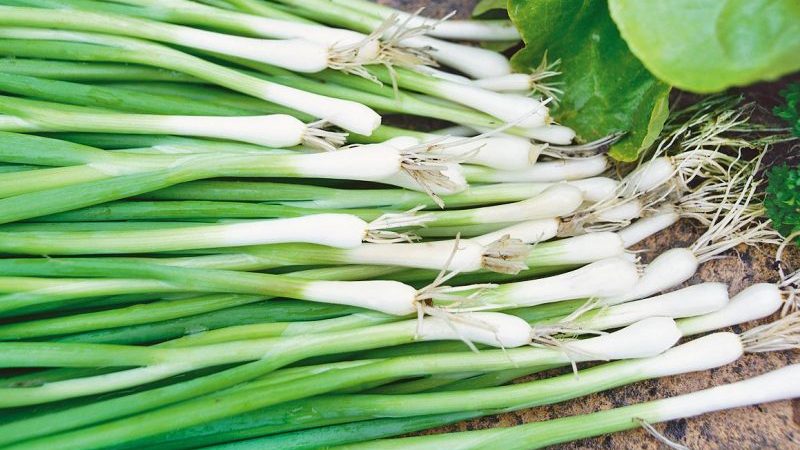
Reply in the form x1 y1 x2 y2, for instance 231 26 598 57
0 1 796 449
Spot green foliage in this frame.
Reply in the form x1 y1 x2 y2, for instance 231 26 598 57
608 0 800 93
774 82 800 137
508 0 669 161
766 164 800 241
472 0 508 17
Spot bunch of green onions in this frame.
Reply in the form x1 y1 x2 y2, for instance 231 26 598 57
0 1 795 449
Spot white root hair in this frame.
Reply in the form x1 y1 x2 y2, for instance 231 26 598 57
412 235 500 340
739 312 800 353
398 102 551 207
779 268 799 317
364 206 434 243
481 235 531 274
526 52 564 103
301 120 348 151
399 150 466 208
688 156 783 263
327 12 437 84
635 418 691 450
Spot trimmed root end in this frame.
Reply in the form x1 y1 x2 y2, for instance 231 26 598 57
378 9 446 68
481 235 531 274
416 306 509 353
330 11 439 84
365 206 434 243
399 150 465 208
740 312 800 353
416 237 499 312
303 120 348 151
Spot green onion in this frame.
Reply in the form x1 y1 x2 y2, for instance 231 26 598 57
0 318 680 448
0 5 355 73
0 312 534 407
0 29 382 133
0 94 344 149
331 364 800 450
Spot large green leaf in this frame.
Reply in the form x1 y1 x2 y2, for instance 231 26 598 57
472 0 508 17
608 0 800 93
508 0 670 161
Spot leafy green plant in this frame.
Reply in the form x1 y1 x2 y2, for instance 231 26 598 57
774 82 800 137
766 164 800 241
507 0 670 161
608 0 800 93
496 0 799 161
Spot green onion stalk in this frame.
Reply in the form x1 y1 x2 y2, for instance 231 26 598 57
0 255 471 316
120 283 789 449
49 302 359 345
0 72 500 153
238 0 517 80
0 4 381 74
0 28 382 134
0 226 621 287
0 57 202 82
0 39 515 133
136 177 618 209
134 332 745 449
0 132 458 222
0 318 681 448
29 182 582 225
0 231 630 341
0 265 404 341
1 0 428 74
0 239 638 317
314 0 520 42
0 311 536 409
374 281 788 393
0 94 348 149
332 364 800 450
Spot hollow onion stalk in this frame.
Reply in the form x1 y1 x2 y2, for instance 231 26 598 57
5 0 381 60
0 54 522 133
0 255 462 315
397 281 787 394
0 71 554 169
0 95 342 149
0 5 354 73
0 211 429 252
0 134 460 223
0 28 382 134
322 0 521 41
436 257 639 312
25 183 582 228
264 0 513 79
0 72 306 118
0 57 202 82
0 312 536 408
0 318 681 448
83 229 612 275
145 332 746 449
464 155 610 183
139 177 618 210
0 265 408 340
332 364 800 450
54 299 371 345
